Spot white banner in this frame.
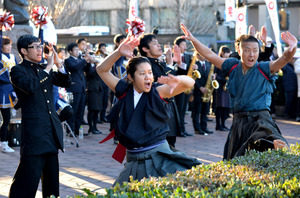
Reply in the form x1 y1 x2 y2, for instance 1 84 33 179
225 0 236 22
265 0 282 56
129 0 139 20
235 6 248 39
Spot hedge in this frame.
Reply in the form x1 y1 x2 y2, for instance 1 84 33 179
72 143 300 197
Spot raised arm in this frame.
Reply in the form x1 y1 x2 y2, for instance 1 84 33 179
269 32 297 74
180 23 226 70
96 36 139 93
156 74 195 98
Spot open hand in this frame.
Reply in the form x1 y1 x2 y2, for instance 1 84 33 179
45 43 63 68
117 36 140 58
259 26 267 44
248 25 256 36
281 31 298 52
165 48 173 65
157 74 180 95
172 45 181 64
180 23 194 41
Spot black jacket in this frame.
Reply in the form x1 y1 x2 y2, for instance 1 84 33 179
10 59 71 155
64 56 90 93
194 60 211 96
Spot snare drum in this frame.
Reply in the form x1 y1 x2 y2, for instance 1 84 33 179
7 119 21 147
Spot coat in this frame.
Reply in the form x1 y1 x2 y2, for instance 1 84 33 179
10 59 71 155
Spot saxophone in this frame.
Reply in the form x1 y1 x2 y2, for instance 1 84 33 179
202 64 219 102
184 51 201 94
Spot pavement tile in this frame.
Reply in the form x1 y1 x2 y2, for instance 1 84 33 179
0 112 299 197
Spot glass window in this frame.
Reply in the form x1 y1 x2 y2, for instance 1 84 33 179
151 8 176 29
88 10 110 26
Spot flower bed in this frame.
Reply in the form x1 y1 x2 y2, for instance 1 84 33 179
74 143 300 197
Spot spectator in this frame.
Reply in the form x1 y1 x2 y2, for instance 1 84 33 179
0 36 18 153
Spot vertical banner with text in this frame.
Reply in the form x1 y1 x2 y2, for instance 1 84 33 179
225 0 236 22
265 0 282 56
129 0 139 20
235 6 248 39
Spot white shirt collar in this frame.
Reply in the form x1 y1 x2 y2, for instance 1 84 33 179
133 87 143 109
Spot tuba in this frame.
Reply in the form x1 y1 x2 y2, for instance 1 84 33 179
202 64 219 102
184 51 201 94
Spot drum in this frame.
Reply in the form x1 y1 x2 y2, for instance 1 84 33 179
56 98 74 122
7 118 21 147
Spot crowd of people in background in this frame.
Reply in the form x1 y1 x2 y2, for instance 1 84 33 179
1 26 300 153
0 23 299 196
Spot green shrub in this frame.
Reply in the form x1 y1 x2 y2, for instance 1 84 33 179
73 143 300 197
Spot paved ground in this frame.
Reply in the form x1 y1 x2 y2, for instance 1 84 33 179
0 112 299 198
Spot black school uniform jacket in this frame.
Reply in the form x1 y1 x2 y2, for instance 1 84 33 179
10 59 71 155
64 56 89 93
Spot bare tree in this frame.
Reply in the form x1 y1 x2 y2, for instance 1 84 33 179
112 0 147 34
28 0 87 29
154 0 219 34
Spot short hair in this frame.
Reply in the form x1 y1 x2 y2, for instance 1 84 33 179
98 42 106 49
138 33 157 57
218 45 230 57
238 35 260 48
113 34 126 45
126 57 151 79
2 36 11 47
57 47 65 54
17 34 40 58
76 38 87 44
67 43 78 53
174 37 186 46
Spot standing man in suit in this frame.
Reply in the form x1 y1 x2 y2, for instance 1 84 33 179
173 37 193 137
65 43 91 136
9 34 71 198
193 53 214 135
86 52 102 134
76 38 89 125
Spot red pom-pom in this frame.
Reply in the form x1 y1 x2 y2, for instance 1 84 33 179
31 6 48 27
0 10 14 31
126 17 145 37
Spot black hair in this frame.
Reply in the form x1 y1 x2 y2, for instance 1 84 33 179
138 33 157 57
96 42 106 55
126 57 151 80
238 35 259 48
67 43 78 53
218 45 230 57
114 34 126 45
17 34 40 58
2 36 11 47
174 37 186 46
113 34 126 50
57 47 65 54
76 38 87 44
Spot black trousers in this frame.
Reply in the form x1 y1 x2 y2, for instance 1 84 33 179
0 108 11 141
174 92 189 132
9 154 59 198
100 79 109 120
68 91 86 135
192 94 209 131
